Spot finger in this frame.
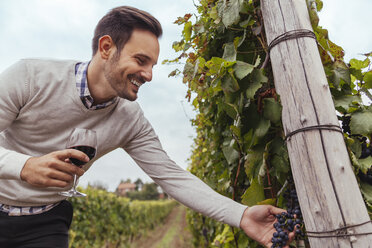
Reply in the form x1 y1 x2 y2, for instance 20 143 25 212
29 175 71 188
50 160 85 176
269 205 287 216
55 149 90 163
39 178 71 188
288 231 295 241
47 169 75 183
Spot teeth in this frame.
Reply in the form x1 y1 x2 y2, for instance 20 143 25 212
131 79 141 87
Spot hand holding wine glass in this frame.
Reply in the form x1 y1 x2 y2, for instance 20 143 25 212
20 150 87 188
59 128 97 197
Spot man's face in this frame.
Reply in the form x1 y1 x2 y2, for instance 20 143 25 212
104 29 160 101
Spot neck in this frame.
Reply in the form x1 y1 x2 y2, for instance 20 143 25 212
87 58 116 105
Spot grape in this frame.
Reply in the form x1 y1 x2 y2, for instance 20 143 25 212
270 177 306 247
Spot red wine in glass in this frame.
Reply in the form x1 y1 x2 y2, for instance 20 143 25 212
68 145 96 167
59 128 97 197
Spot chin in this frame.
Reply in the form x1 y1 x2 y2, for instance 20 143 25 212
119 93 137 101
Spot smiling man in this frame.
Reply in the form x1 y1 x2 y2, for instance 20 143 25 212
89 29 159 103
0 6 293 248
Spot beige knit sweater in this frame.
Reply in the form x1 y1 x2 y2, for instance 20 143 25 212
0 59 247 227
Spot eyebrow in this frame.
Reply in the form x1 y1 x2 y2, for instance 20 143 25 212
135 53 157 65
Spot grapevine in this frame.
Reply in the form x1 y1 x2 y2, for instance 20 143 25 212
68 186 177 248
166 0 372 246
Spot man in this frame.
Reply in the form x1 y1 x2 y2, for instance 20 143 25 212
0 6 293 248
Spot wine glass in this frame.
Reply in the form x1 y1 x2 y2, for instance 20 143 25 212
59 128 97 197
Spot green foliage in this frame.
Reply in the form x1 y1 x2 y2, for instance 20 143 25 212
68 186 177 248
167 0 371 247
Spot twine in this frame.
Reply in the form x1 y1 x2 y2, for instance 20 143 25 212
285 124 343 141
306 220 372 238
268 29 316 52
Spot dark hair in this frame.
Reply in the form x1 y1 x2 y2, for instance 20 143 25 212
92 6 162 56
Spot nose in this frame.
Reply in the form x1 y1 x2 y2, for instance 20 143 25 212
141 66 153 82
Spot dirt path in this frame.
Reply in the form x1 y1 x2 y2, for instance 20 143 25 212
130 204 193 248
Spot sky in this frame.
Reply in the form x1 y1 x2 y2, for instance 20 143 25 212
0 0 370 192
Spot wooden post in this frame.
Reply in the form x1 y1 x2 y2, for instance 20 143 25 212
260 0 372 247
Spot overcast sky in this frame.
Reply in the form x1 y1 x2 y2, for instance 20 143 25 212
0 0 370 191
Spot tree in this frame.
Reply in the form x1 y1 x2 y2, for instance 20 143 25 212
134 178 144 191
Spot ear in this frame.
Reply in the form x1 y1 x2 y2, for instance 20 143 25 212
98 35 116 60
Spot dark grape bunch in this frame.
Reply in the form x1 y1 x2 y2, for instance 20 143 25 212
271 178 305 248
341 115 351 134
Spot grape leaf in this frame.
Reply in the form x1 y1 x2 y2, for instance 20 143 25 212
206 57 225 74
360 182 372 204
254 119 271 137
234 61 254 80
257 198 276 205
222 138 240 165
358 157 372 174
315 0 323 11
244 148 264 179
350 58 370 70
363 71 372 89
182 21 192 42
241 178 265 206
263 98 282 124
222 102 238 119
350 110 372 135
245 67 267 99
209 6 219 20
234 30 246 48
217 0 241 27
328 40 344 60
246 80 263 99
347 137 362 158
333 95 362 113
213 225 235 245
223 42 237 62
252 68 268 83
221 73 240 92
332 62 351 88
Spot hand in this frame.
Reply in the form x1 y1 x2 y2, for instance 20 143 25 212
240 205 295 248
20 149 89 188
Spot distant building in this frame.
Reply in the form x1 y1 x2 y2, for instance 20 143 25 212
116 182 136 196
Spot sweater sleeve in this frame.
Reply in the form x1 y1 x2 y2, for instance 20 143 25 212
123 110 247 228
0 60 32 179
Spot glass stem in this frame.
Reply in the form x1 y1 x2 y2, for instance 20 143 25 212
72 175 78 191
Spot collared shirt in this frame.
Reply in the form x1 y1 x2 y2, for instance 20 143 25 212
75 61 116 110
0 61 116 216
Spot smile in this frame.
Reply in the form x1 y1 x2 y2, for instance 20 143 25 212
130 79 142 87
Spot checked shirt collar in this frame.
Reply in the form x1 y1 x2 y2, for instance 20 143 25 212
75 61 116 110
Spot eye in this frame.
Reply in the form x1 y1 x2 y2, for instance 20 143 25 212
136 57 145 65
